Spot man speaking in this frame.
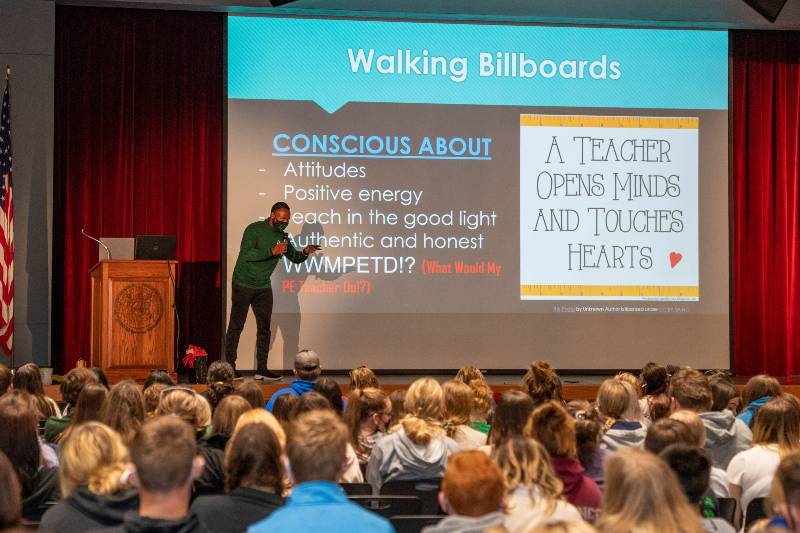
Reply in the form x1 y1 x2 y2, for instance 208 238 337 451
225 202 321 380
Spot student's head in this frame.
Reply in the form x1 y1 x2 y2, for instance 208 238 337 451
101 380 145 445
0 363 11 396
669 368 712 412
205 360 236 410
567 401 604 471
225 422 283 494
59 422 129 497
233 409 286 449
490 390 535 448
640 362 668 396
235 378 265 409
344 387 390 446
212 394 251 437
709 376 741 414
743 374 782 409
466 379 493 422
401 378 445 445
388 389 407 428
287 410 348 484
598 447 701 533
130 415 203 494
659 443 712 504
60 367 99 407
774 451 800 531
272 393 298 428
72 381 108 425
495 436 562 499
293 349 321 381
0 450 20 529
142 383 166 417
12 363 57 419
440 450 505 517
156 387 205 434
644 418 693 455
752 394 800 455
291 391 333 420
90 367 110 389
522 361 563 406
616 372 642 398
597 379 629 421
669 409 706 446
528 401 576 458
646 393 672 422
349 366 379 390
314 378 344 414
0 391 40 488
455 365 486 386
442 380 474 435
143 369 174 390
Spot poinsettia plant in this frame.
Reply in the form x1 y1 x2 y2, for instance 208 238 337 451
181 344 208 369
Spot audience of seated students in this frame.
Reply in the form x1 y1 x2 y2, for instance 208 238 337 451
668 409 731 498
344 387 391 465
249 410 393 533
291 391 364 483
482 390 535 454
670 368 753 468
0 391 59 523
422 450 506 532
44 367 99 443
494 436 584 532
350 365 379 390
156 387 225 497
367 377 460 492
727 394 800 526
266 349 321 411
596 379 647 451
95 415 206 533
528 400 602 523
190 423 285 532
205 394 251 453
314 377 345 414
454 364 494 435
523 361 564 407
597 447 703 533
0 450 21 529
638 362 670 423
442 380 488 450
739 374 783 427
708 371 742 415
387 388 407 428
12 363 60 419
40 422 137 532
202 360 236 412
659 444 736 533
233 378 264 409
100 380 145 446
566 400 608 488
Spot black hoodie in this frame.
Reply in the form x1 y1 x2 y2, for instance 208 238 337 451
39 487 139 532
190 487 283 533
22 467 60 523
90 511 206 533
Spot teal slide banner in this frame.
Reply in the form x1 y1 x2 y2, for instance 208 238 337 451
228 16 728 113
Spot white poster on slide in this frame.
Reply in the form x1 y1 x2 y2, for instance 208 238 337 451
519 115 699 301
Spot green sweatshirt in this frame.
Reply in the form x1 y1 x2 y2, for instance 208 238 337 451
231 220 308 289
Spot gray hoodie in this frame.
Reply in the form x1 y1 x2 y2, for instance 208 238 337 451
422 511 506 533
366 428 460 492
700 410 752 469
600 420 647 451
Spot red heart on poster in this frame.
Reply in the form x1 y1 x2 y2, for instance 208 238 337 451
669 252 683 268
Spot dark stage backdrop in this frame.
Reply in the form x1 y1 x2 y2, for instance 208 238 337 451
732 31 800 376
53 6 223 372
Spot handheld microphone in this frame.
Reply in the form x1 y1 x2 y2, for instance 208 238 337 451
81 228 112 260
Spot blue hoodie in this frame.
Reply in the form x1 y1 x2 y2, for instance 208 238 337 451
266 379 316 411
738 395 771 427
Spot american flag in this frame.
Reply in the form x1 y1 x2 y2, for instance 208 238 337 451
0 69 13 356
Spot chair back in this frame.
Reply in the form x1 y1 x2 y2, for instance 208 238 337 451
715 497 736 527
380 478 444 515
745 497 768 530
390 515 443 533
348 495 422 518
340 482 372 496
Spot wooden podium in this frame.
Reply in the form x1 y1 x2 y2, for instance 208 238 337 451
89 260 177 382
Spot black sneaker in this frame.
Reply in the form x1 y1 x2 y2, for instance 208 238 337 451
255 370 282 381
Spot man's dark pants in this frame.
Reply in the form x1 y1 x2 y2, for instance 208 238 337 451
225 284 273 373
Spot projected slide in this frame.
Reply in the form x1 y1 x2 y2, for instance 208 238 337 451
227 16 729 370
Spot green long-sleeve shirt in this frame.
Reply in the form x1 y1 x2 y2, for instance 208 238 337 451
231 221 307 289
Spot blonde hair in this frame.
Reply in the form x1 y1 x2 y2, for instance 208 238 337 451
349 366 379 390
344 387 388 447
616 372 642 398
455 365 485 386
752 394 800 456
528 521 598 533
494 436 563 514
669 409 706 446
597 448 702 533
156 388 205 434
597 379 629 427
233 408 286 449
142 383 166 417
443 380 473 437
58 422 129 497
400 378 445 445
453 365 492 419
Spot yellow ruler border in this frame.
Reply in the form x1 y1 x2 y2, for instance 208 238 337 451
520 284 699 297
519 114 699 129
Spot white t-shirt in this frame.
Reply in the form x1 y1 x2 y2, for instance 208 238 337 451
451 425 488 450
504 486 584 533
726 444 780 518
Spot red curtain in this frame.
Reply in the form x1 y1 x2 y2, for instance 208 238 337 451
732 31 800 376
53 6 223 372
